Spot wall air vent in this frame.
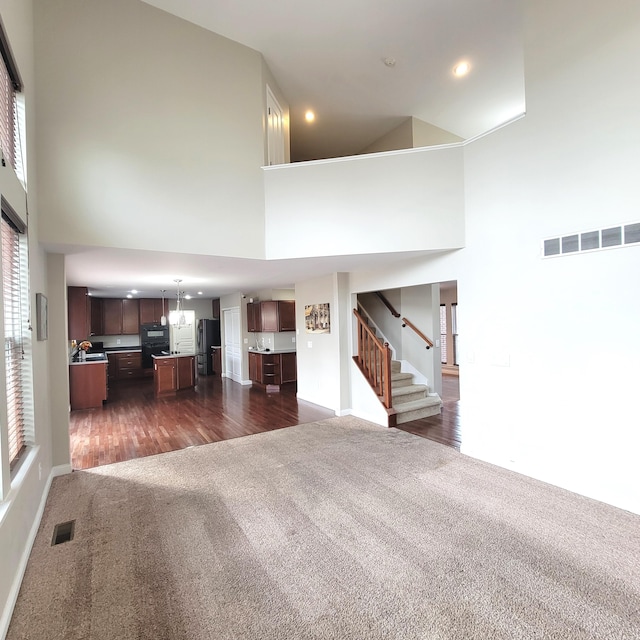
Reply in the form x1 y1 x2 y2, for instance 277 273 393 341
542 222 640 258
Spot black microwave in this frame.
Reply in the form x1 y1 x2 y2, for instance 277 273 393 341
140 323 169 344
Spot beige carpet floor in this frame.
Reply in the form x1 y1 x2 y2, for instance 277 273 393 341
7 416 640 639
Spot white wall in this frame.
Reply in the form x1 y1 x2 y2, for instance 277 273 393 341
359 118 414 155
358 290 403 359
346 0 640 514
400 284 440 396
295 275 342 413
412 118 463 148
34 0 267 260
264 144 466 259
0 0 57 633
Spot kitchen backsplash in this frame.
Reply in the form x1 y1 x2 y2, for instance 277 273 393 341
93 335 141 348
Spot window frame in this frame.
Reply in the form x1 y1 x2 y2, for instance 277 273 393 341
1 200 29 479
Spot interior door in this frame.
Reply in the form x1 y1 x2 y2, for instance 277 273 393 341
266 85 285 166
223 307 242 383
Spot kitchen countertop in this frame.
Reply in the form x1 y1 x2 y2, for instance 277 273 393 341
247 348 296 354
152 352 196 360
103 346 141 353
69 352 108 365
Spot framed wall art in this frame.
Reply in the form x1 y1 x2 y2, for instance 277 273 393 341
304 303 330 334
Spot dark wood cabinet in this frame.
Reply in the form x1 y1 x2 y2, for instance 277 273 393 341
89 297 103 336
154 358 176 397
69 362 107 410
103 298 140 335
177 355 195 390
212 298 220 319
248 351 296 391
278 301 296 331
122 299 140 334
281 352 297 383
260 301 279 332
154 355 195 397
116 352 144 379
106 351 146 381
212 346 222 375
68 286 89 341
107 353 118 380
139 298 169 324
247 302 261 332
103 299 123 335
248 352 260 383
247 300 296 332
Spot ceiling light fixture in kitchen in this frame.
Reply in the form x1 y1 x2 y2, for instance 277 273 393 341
172 279 186 327
160 290 167 326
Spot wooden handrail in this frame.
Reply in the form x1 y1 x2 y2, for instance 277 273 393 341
375 291 400 318
353 309 393 409
401 317 434 349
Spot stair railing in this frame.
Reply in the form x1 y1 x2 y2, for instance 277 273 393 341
401 317 434 349
353 308 393 409
375 291 401 318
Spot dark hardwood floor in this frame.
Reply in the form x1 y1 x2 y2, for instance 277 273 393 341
70 372 462 470
70 375 335 470
394 373 461 450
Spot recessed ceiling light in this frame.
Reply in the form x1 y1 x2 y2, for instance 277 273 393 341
383 57 396 68
305 110 315 123
197 291 203 295
185 294 192 300
453 61 471 77
126 294 132 299
131 289 138 294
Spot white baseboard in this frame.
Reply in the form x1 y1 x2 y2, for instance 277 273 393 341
0 469 54 640
344 408 387 427
52 464 72 477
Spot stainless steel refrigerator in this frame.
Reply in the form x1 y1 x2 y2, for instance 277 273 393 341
196 318 221 375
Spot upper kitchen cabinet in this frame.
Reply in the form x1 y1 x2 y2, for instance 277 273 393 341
139 298 168 324
89 297 103 336
123 299 140 334
103 298 140 335
247 302 261 332
277 301 296 331
68 286 89 340
247 300 296 332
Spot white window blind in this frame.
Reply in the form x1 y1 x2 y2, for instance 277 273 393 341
440 304 447 364
2 208 29 470
0 14 23 178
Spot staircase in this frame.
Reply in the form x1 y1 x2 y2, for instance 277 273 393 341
390 360 442 424
353 306 442 427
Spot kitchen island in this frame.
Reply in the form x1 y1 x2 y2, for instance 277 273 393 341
69 352 108 410
152 353 196 397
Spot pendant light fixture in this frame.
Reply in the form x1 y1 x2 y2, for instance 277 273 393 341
160 290 167 326
173 279 186 327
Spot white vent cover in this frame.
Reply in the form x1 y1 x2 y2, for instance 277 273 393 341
542 222 640 258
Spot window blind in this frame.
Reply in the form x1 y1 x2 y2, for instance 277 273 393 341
0 15 22 173
2 210 27 469
440 304 447 365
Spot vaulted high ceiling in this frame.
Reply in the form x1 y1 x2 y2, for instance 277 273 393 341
141 0 525 161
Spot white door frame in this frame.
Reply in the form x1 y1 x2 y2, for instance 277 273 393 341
222 306 242 383
266 85 285 166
